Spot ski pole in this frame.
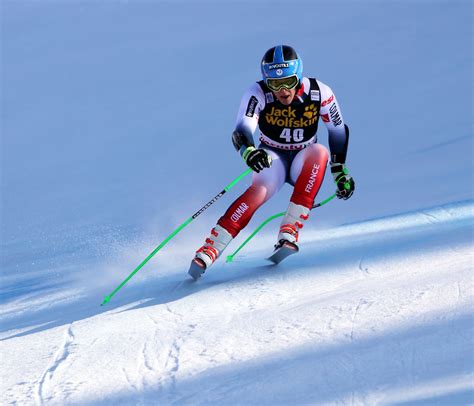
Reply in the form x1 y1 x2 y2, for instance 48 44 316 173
101 168 252 306
226 193 336 263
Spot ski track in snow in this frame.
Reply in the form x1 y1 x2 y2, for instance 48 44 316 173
34 324 75 406
120 304 196 401
358 257 370 275
420 210 440 224
160 306 184 392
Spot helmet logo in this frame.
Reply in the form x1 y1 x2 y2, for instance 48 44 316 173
276 69 283 76
269 63 289 70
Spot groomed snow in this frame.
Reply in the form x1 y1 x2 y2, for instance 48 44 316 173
2 201 473 405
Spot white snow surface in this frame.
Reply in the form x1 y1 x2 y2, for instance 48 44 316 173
1 1 473 405
2 201 473 405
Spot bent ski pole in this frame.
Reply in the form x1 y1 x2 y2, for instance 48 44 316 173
226 193 336 263
101 168 252 306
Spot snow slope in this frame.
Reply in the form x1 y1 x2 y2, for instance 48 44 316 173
2 201 473 405
1 0 473 405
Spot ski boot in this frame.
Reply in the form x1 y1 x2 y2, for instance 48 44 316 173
188 224 233 280
267 202 310 265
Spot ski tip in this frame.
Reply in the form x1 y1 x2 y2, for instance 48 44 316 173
188 258 206 281
187 273 198 282
226 255 234 263
266 240 299 265
266 256 281 264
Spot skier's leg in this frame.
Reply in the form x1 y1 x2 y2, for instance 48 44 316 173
217 174 283 237
189 149 286 278
277 143 329 246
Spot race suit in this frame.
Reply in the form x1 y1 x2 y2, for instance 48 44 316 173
218 76 349 237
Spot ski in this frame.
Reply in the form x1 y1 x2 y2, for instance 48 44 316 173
266 240 299 264
188 258 206 280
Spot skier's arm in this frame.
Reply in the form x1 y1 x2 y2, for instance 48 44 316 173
231 84 272 172
232 83 265 157
318 81 354 199
232 129 254 156
318 81 349 164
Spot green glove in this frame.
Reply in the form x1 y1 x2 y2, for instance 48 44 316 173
330 163 355 200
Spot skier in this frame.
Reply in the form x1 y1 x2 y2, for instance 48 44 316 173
188 45 354 279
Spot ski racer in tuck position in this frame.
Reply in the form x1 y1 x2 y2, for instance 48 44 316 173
188 45 355 279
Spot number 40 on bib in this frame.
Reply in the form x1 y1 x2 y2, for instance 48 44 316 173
280 128 304 143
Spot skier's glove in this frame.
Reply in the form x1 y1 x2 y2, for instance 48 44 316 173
243 146 272 173
331 162 355 200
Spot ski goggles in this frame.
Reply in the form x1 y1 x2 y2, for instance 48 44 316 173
266 75 299 92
